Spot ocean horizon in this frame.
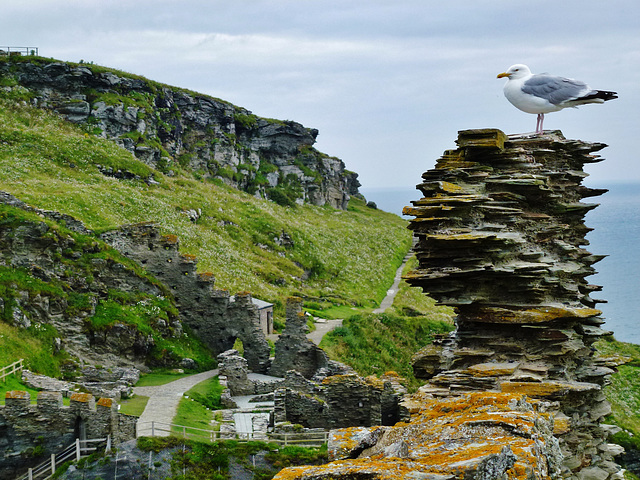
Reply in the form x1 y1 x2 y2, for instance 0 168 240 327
360 183 640 345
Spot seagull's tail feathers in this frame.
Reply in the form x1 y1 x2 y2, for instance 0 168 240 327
579 89 618 103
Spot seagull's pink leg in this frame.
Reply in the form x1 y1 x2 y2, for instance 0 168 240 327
536 113 544 134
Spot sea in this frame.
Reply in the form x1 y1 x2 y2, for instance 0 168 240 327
361 183 640 345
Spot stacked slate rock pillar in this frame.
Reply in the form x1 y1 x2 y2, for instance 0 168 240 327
404 129 621 479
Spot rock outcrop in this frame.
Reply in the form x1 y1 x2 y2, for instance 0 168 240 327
0 192 180 369
403 129 620 479
275 129 623 480
277 392 562 480
0 57 359 208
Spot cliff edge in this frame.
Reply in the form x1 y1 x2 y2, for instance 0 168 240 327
0 56 359 209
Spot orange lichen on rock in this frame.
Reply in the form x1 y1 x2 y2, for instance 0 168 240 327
5 390 30 400
469 305 603 324
198 271 215 282
500 380 599 398
161 234 178 244
96 397 113 407
70 392 94 403
275 392 561 480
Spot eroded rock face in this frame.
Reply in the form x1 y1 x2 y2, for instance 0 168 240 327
0 60 359 209
401 129 620 479
275 129 623 480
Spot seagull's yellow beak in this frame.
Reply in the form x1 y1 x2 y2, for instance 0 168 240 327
497 72 510 79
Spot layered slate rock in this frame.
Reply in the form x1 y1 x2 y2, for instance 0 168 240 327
403 130 620 479
275 129 622 480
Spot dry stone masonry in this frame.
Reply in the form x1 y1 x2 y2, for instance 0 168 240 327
269 297 330 378
0 391 136 479
275 129 623 480
100 223 272 372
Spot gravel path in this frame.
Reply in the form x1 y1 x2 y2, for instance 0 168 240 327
133 369 218 437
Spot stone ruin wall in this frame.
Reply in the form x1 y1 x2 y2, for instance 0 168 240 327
100 223 272 372
216 296 406 430
0 390 136 479
275 129 624 480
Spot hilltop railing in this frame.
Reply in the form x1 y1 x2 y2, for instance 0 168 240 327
0 46 38 56
0 358 24 383
141 421 329 447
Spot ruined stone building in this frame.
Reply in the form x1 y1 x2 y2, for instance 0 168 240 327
275 129 623 480
0 391 136 479
100 223 272 373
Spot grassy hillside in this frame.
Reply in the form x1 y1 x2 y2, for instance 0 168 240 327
320 257 455 390
0 97 411 313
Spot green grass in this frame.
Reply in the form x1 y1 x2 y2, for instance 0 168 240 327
321 312 454 391
135 437 327 479
0 374 40 404
118 394 149 416
319 256 455 391
304 304 363 320
136 370 198 387
594 337 640 475
385 256 455 320
0 97 411 320
172 376 225 432
596 337 640 435
0 322 65 377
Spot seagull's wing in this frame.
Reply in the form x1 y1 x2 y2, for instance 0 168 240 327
521 74 589 106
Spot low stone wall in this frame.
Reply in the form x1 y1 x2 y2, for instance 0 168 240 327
269 297 329 379
274 373 402 430
0 391 136 480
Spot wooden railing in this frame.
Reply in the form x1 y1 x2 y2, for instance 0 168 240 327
0 46 38 56
16 437 109 480
142 421 329 447
0 358 24 383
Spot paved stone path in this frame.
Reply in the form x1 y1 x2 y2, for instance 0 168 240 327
307 318 343 345
133 369 218 437
373 252 412 314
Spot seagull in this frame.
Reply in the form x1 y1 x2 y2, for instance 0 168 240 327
497 64 617 134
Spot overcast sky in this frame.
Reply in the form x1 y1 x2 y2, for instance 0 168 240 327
3 0 639 192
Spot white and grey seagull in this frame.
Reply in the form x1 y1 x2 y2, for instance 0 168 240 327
497 64 617 134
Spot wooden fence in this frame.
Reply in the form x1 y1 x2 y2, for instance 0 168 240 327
0 358 24 383
16 437 109 480
0 46 38 56
142 421 329 447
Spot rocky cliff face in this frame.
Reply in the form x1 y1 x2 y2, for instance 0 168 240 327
0 57 359 208
0 191 261 373
275 129 623 480
0 192 172 369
